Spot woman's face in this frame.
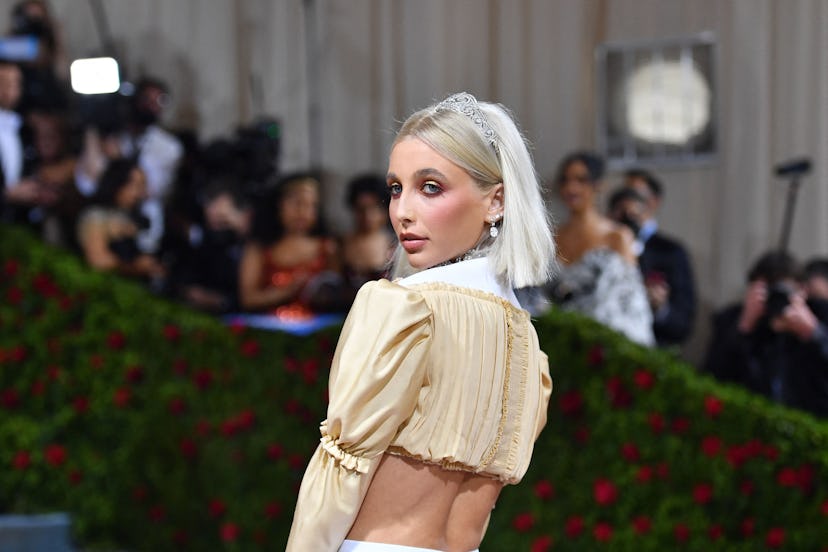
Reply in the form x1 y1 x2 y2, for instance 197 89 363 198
558 160 597 213
279 180 319 235
386 137 501 270
353 192 387 233
115 168 147 210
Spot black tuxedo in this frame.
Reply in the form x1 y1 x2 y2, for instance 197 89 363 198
703 298 828 418
638 232 697 346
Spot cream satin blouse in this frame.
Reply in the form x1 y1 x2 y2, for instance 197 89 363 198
287 258 552 551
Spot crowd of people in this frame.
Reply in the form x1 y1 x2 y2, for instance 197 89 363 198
0 1 825 421
0 1 395 323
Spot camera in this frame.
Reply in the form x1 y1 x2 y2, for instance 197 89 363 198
765 282 795 318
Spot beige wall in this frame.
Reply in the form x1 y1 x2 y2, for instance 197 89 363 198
4 0 827 363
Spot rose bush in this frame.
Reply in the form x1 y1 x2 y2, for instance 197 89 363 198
2 224 828 551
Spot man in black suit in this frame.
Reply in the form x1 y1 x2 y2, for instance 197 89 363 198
607 169 697 347
703 251 828 418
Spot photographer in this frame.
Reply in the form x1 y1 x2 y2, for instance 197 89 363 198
703 251 828 417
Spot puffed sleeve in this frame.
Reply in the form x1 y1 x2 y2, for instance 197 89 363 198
287 280 433 552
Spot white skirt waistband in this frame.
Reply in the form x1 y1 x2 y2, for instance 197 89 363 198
339 539 479 552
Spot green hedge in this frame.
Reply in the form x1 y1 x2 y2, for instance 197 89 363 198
1 224 827 551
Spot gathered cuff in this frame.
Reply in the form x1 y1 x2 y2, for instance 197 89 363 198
319 421 371 474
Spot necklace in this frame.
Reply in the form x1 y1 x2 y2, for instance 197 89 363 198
431 244 489 269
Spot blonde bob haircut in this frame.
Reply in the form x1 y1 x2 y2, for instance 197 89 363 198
389 94 555 289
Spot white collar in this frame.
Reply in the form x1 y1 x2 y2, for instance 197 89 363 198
397 257 522 309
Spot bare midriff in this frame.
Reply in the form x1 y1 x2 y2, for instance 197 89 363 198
346 454 503 552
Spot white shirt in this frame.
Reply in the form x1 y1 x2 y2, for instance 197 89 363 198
399 257 522 309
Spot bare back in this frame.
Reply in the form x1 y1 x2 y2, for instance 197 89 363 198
347 455 502 552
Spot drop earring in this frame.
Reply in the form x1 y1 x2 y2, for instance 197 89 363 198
489 213 501 238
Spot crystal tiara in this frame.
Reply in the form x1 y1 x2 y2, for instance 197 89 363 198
436 92 499 149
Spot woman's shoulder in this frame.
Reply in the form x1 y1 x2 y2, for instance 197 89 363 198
602 221 636 262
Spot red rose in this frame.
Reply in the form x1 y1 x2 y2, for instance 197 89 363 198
267 443 283 461
172 358 189 375
708 524 723 540
655 462 669 480
113 387 131 408
68 469 83 485
284 399 301 415
4 258 19 276
220 522 240 542
288 454 305 470
764 444 779 460
559 390 584 416
632 515 651 535
89 355 105 369
221 419 239 437
534 479 555 500
701 435 722 457
44 444 67 467
180 439 197 459
1 388 20 409
107 331 126 350
744 439 763 458
264 501 282 520
822 500 828 516
163 324 181 341
671 417 690 434
240 339 260 358
302 358 320 385
587 345 605 366
512 512 534 532
148 505 166 522
12 450 31 470
741 518 755 537
621 442 640 462
593 521 613 542
633 369 655 390
606 377 632 409
73 396 90 414
33 273 59 297
30 379 45 397
168 397 187 416
693 482 713 504
9 345 26 363
574 426 590 444
766 527 785 548
593 478 618 506
229 320 245 335
647 412 665 433
172 531 188 546
6 286 23 305
284 357 299 373
704 395 723 417
674 523 690 543
196 419 212 436
740 479 754 496
125 365 144 384
237 409 256 430
565 515 584 538
635 465 653 483
726 444 749 468
192 370 213 390
530 535 553 552
777 467 798 487
797 464 815 493
209 499 226 518
47 365 61 380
